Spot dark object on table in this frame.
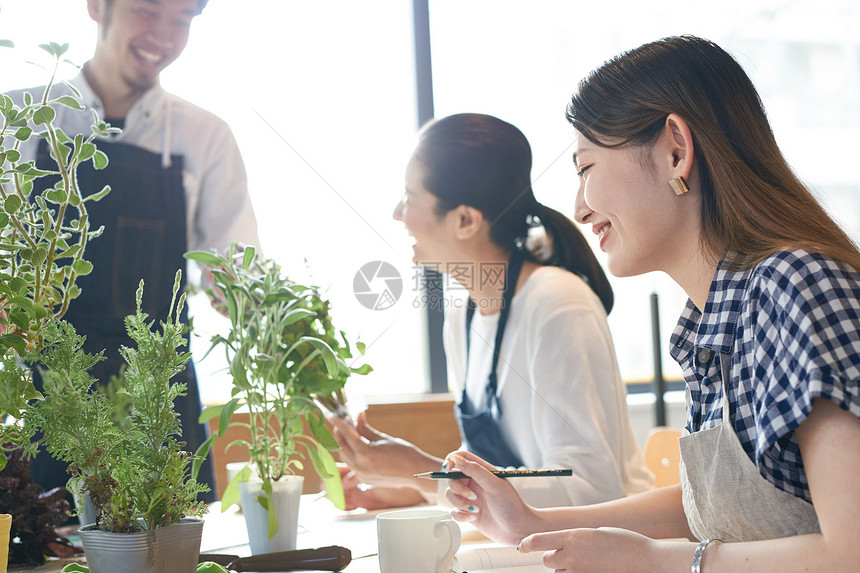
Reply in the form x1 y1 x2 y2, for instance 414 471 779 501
416 468 574 480
0 446 78 565
202 545 352 571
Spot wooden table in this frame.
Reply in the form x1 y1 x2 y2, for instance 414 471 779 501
202 497 550 573
11 496 550 572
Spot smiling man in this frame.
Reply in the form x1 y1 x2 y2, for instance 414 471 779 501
10 0 259 505
87 0 199 116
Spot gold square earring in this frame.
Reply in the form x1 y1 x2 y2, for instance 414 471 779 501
669 176 689 195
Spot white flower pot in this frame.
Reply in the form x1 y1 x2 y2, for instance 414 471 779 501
226 462 259 510
70 482 98 527
79 518 203 573
239 475 304 555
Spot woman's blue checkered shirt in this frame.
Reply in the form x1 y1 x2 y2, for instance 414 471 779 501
669 249 860 502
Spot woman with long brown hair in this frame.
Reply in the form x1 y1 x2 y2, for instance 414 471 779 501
444 36 860 572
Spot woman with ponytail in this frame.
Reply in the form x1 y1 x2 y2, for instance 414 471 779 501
332 113 652 510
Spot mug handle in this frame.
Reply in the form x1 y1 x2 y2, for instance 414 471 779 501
434 519 462 573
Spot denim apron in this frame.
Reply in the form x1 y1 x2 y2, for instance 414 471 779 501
678 351 820 542
455 252 525 468
30 139 214 500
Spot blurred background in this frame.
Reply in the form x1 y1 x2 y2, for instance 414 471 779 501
2 0 858 414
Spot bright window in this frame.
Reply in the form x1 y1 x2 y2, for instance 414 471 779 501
0 0 427 403
2 1 859 402
428 0 860 384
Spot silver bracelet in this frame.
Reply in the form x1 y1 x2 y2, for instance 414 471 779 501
691 538 723 573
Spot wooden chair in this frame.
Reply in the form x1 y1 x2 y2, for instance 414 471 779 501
643 427 683 488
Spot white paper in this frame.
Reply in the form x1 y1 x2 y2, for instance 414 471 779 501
452 544 546 572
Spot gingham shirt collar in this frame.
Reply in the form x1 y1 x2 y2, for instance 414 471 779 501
669 255 746 372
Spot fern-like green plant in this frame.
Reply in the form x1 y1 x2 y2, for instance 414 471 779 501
25 271 208 533
22 319 120 526
108 272 208 532
186 244 371 538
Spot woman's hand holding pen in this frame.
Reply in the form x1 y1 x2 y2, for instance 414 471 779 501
445 452 682 572
443 451 541 546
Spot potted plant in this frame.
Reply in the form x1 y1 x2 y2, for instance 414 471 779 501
187 245 371 554
0 40 114 458
0 41 114 568
24 272 209 572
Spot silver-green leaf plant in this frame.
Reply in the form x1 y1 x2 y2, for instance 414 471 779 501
186 244 372 538
0 42 116 468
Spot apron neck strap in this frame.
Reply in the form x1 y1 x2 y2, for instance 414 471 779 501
465 251 526 407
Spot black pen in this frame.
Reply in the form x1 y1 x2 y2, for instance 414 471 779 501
413 469 573 480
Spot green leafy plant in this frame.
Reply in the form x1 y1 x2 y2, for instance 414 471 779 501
187 244 371 536
0 41 115 466
112 273 208 531
22 319 117 522
25 272 208 533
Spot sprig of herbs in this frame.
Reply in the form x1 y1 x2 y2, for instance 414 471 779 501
25 272 208 533
187 245 371 535
113 272 207 531
0 41 115 468
0 42 116 353
23 318 121 526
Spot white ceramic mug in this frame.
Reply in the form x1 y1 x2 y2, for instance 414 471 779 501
377 508 461 573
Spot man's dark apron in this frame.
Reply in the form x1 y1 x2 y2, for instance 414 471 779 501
455 252 525 468
30 139 214 502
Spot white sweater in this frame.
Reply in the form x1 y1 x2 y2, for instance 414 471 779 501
443 266 654 507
